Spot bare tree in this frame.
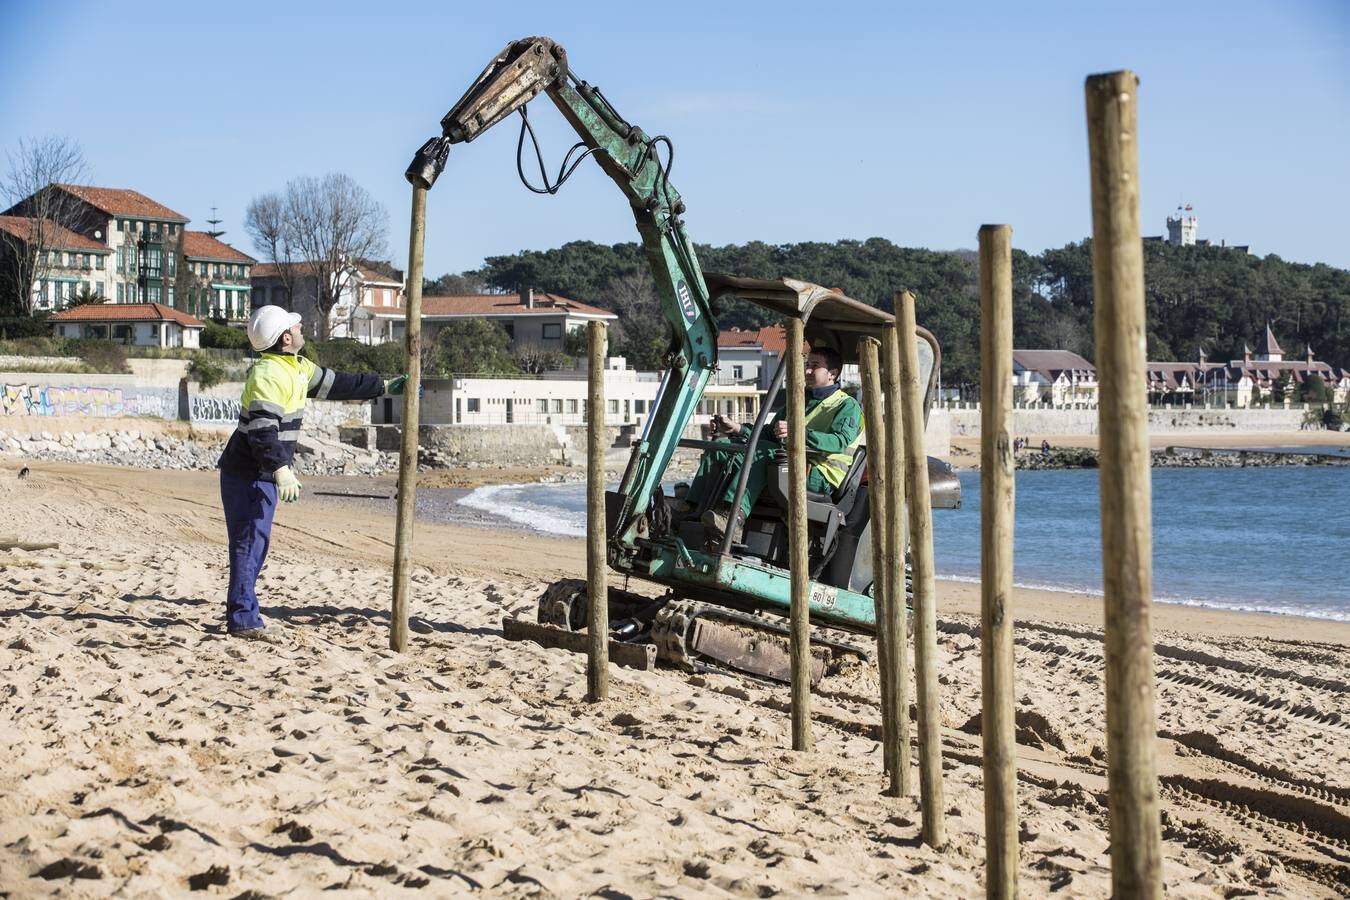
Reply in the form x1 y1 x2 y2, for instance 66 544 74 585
245 174 387 339
244 191 296 310
0 136 88 314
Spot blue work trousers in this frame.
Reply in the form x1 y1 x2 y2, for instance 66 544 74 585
220 470 278 633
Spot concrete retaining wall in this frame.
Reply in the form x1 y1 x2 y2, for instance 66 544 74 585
943 406 1315 436
1 373 177 420
184 380 372 435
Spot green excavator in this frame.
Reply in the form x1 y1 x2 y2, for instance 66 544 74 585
410 36 960 682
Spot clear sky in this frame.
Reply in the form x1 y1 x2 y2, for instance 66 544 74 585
2 0 1347 275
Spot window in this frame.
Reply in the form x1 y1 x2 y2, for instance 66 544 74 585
607 399 619 414
167 285 175 307
566 399 578 413
551 399 562 413
542 322 562 340
467 398 481 413
95 255 104 270
536 399 549 413
112 324 131 342
634 400 646 414
116 283 124 302
148 285 161 303
83 324 109 339
117 220 124 232
732 365 744 380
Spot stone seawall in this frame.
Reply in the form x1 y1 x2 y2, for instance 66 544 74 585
943 406 1317 436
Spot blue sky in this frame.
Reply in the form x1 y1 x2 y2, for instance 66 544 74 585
2 0 1347 274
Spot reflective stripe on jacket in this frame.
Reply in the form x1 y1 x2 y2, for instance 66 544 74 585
801 387 864 489
217 352 383 479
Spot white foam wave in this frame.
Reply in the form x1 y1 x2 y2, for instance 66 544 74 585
460 483 585 537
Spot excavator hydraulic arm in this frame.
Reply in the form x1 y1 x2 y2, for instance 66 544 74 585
418 36 719 563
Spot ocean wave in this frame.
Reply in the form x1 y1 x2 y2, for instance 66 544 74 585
460 483 586 537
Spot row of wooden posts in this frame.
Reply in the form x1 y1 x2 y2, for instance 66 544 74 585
388 70 1161 899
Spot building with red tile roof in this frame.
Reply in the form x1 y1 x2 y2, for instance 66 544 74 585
361 287 615 349
3 183 194 311
48 184 188 222
0 215 114 311
181 231 256 322
48 302 204 349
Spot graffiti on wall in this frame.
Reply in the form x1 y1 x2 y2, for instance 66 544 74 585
189 395 242 424
2 383 168 418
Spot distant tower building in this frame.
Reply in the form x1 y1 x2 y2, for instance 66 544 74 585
1254 323 1283 362
1166 203 1198 246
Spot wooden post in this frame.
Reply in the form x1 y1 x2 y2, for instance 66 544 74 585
857 337 896 780
787 317 813 751
881 327 911 798
587 320 610 702
979 224 1018 898
895 291 946 848
1086 69 1162 899
390 183 427 653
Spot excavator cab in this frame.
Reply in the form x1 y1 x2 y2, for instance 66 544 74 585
662 275 960 599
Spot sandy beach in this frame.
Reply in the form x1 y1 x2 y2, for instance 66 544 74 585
1 459 1347 897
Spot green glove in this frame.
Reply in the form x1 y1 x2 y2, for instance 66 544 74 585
387 374 408 395
274 465 302 503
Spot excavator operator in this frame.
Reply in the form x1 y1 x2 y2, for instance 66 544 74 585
677 347 863 543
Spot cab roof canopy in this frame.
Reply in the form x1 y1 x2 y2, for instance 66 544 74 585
702 272 940 414
703 274 893 362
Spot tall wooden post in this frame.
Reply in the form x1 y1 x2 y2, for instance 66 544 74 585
390 184 427 652
979 224 1018 898
587 321 610 702
1086 69 1162 899
787 317 813 751
895 293 945 847
857 337 897 781
881 327 911 798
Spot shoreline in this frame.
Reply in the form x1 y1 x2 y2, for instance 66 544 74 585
323 467 1350 631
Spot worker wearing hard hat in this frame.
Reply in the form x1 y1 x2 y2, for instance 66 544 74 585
218 305 408 641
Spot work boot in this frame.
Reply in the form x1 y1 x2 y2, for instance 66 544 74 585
229 626 284 645
701 505 743 545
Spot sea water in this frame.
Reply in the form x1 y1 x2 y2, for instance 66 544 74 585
461 467 1350 621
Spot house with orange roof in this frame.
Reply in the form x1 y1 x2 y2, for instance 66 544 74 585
2 184 189 310
0 216 112 311
363 287 617 349
48 303 204 349
181 231 256 322
251 260 405 342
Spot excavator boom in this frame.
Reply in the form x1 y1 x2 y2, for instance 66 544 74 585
424 36 717 563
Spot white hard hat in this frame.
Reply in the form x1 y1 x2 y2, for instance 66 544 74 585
247 305 302 352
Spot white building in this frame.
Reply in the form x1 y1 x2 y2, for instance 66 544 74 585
1166 204 1198 247
48 302 203 348
372 357 661 427
1011 349 1098 406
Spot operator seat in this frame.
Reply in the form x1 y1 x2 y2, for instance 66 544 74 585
750 443 869 574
